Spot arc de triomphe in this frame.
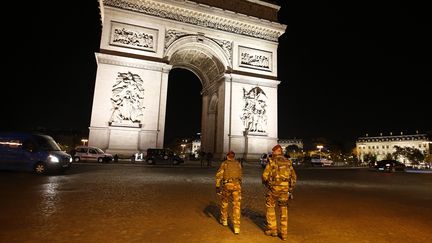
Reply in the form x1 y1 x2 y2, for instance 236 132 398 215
89 0 286 159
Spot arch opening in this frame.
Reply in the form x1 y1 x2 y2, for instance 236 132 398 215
165 35 228 94
164 39 227 156
168 49 225 93
164 68 202 150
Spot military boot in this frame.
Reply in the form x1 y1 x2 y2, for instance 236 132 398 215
234 227 240 234
264 229 278 237
219 219 228 226
280 233 288 241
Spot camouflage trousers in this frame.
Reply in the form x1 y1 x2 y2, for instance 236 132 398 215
265 186 290 236
220 183 242 231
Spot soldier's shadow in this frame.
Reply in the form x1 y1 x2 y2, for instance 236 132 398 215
203 201 220 223
242 208 266 231
204 202 267 232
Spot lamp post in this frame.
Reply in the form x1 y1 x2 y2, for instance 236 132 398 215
81 139 88 146
317 145 323 160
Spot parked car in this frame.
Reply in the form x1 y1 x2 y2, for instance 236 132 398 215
375 159 406 172
311 156 334 166
144 148 184 165
411 162 431 170
291 158 300 166
72 146 113 163
0 132 72 174
368 161 377 168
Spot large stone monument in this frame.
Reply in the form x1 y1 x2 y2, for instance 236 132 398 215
89 0 286 159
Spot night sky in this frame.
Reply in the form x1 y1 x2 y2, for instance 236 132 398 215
4 0 431 149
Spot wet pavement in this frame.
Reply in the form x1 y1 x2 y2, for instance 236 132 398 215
0 161 431 243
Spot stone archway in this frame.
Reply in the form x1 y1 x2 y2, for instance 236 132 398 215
165 35 228 155
89 0 285 159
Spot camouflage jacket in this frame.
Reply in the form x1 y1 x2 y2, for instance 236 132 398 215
262 155 297 190
216 159 242 187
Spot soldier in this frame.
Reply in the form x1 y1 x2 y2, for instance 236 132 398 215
262 144 297 241
215 151 242 234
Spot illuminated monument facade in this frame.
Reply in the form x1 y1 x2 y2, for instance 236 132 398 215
89 0 286 159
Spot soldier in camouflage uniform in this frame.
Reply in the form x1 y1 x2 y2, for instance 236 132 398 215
262 144 297 241
215 151 242 234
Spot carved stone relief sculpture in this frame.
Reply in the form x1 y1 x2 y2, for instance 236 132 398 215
110 21 158 52
109 71 145 127
240 86 268 133
104 0 282 42
211 38 233 63
165 29 233 63
238 46 272 72
165 29 189 50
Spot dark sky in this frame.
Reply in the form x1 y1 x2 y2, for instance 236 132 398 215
4 0 431 149
277 0 431 147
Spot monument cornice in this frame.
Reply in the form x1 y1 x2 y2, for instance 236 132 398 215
96 52 172 72
103 0 285 42
227 73 280 88
245 0 280 9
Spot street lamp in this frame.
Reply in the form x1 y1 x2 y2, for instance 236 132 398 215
317 145 323 160
81 139 88 146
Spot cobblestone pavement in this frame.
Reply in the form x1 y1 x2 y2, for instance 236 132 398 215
0 161 431 243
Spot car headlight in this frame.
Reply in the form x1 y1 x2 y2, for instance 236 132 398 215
48 155 60 163
69 157 73 162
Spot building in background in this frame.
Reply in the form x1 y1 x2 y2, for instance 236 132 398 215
278 138 304 154
356 132 431 164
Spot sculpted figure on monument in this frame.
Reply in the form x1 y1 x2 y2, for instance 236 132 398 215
109 71 145 125
240 87 268 133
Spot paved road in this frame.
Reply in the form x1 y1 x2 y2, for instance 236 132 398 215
0 162 431 243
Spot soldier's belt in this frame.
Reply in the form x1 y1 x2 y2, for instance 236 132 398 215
274 178 289 182
223 178 241 183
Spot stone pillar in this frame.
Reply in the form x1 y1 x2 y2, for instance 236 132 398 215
88 53 172 155
207 112 216 153
156 66 171 148
200 95 209 153
223 73 280 160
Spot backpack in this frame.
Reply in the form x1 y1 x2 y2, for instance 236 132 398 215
223 160 242 180
272 156 292 183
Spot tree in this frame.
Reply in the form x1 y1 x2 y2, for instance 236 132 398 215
285 145 303 158
384 153 394 160
351 147 358 158
363 153 377 164
285 144 299 153
392 146 425 165
425 154 432 166
425 154 432 163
